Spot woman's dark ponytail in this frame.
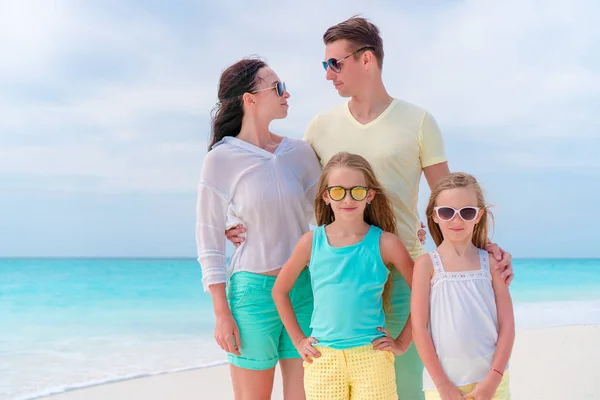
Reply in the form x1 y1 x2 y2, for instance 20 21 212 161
208 58 267 151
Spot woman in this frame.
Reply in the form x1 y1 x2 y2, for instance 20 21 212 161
196 58 321 399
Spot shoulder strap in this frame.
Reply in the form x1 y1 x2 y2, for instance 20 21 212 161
367 225 383 242
428 250 446 275
368 225 384 258
478 249 490 272
308 226 325 271
313 225 326 248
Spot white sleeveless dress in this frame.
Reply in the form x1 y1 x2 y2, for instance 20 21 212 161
422 249 506 390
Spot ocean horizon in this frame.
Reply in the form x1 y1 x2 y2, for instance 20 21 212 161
2 257 600 400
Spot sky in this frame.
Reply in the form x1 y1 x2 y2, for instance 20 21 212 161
0 0 599 258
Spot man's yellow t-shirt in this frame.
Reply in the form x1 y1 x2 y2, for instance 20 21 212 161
304 98 447 259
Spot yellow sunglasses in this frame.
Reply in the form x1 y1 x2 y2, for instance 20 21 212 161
326 186 369 201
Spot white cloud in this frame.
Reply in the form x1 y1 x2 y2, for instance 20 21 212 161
0 0 72 79
371 1 600 137
1 0 598 195
0 141 205 193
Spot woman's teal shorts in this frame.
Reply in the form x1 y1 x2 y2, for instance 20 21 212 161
227 268 313 370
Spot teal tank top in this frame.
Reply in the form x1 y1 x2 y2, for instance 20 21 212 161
308 224 390 349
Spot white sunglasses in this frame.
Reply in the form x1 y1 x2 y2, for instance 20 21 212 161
434 206 480 222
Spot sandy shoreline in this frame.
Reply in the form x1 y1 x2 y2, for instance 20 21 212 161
42 325 600 400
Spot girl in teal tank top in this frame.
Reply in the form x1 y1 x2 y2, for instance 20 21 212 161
273 152 415 400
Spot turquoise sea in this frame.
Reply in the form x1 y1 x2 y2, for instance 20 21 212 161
2 258 600 400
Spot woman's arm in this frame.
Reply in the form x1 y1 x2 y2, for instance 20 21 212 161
196 181 229 293
208 283 240 356
195 154 240 354
272 232 321 361
196 152 230 293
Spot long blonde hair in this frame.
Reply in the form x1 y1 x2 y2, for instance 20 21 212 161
425 172 493 249
315 152 397 311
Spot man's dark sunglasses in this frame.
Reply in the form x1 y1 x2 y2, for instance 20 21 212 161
322 46 375 73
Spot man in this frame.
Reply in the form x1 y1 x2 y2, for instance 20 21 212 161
227 16 513 400
305 16 513 399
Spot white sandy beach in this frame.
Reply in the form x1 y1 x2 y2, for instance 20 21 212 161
44 325 600 400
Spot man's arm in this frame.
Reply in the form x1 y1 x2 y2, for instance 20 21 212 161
418 162 450 245
419 111 448 187
419 111 514 284
423 161 450 190
419 112 450 243
424 163 514 287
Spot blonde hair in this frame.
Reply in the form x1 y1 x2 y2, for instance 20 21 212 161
315 152 397 311
425 172 493 249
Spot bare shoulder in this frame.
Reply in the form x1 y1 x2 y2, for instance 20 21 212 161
415 253 434 272
379 231 404 248
379 231 407 256
297 230 314 250
282 231 314 266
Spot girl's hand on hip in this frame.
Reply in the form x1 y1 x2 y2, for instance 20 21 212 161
295 336 321 363
372 327 407 355
214 314 241 356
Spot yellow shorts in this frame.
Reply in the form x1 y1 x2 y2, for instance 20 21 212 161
303 345 397 400
424 371 511 400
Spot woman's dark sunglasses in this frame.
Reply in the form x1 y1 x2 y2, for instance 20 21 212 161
434 206 480 222
322 46 375 73
327 186 369 201
251 81 286 97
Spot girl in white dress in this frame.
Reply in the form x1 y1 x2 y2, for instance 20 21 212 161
411 172 515 400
